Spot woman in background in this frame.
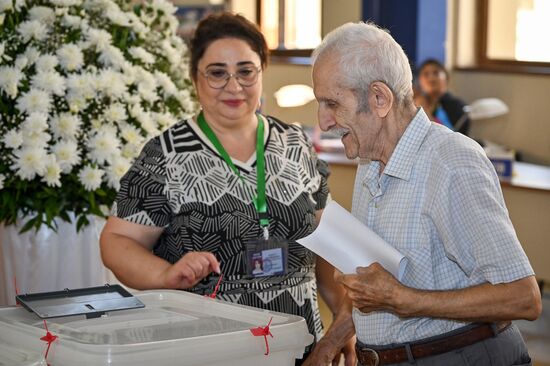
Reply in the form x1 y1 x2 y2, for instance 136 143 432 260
414 58 471 135
100 12 354 365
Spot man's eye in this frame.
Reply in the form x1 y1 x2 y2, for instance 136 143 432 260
208 70 228 79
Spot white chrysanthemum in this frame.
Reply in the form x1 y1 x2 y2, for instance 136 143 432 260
31 71 66 96
98 45 125 69
3 129 23 149
16 89 51 114
50 112 82 139
96 69 127 98
78 165 104 191
0 66 24 98
135 68 158 103
87 130 120 164
66 72 96 99
130 105 159 135
107 7 130 27
22 112 48 131
154 112 177 129
160 39 181 68
0 174 5 190
13 147 48 180
155 71 177 96
35 54 59 72
119 123 144 145
28 6 56 24
18 20 49 42
53 140 81 173
128 46 155 65
151 0 177 16
0 0 24 12
66 94 87 113
57 44 84 71
177 89 195 111
102 103 127 123
50 0 82 6
42 155 62 187
84 27 112 51
106 156 131 189
22 46 40 66
61 14 82 28
15 55 28 70
121 143 141 159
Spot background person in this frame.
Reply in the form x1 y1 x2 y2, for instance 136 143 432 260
414 58 471 135
100 12 354 365
304 22 541 366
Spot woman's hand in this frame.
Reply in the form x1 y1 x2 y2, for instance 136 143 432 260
161 252 221 289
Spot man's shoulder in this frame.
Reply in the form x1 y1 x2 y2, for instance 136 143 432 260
423 125 488 171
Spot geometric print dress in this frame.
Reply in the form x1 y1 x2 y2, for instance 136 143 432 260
113 115 330 342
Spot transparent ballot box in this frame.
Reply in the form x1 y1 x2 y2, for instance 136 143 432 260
0 289 314 365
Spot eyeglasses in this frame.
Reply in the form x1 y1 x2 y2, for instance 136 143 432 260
199 66 262 89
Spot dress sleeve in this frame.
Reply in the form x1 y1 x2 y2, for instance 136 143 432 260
112 136 172 227
429 147 534 285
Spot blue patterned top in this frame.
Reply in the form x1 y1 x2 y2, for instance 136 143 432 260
351 108 534 345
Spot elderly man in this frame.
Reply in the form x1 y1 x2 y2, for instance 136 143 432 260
305 22 541 366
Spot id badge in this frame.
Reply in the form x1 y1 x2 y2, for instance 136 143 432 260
246 237 288 277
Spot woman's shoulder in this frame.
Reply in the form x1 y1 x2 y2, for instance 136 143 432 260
264 115 311 143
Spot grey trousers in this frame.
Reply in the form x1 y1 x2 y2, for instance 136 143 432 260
359 324 532 366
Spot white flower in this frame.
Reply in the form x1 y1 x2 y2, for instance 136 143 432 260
0 0 24 12
42 155 62 187
50 112 82 139
87 130 120 164
57 44 84 71
18 20 49 42
3 129 23 149
78 165 104 191
98 45 125 69
122 143 141 159
151 0 177 16
0 66 24 98
129 46 155 65
154 112 177 129
102 103 127 124
23 46 41 66
96 69 127 98
66 72 96 99
0 174 5 190
119 123 144 145
84 27 112 51
106 156 131 189
50 0 83 6
16 89 51 114
53 140 81 172
13 147 48 180
15 55 29 70
31 71 66 96
155 71 177 96
61 14 82 29
22 112 49 132
35 54 59 72
28 6 56 24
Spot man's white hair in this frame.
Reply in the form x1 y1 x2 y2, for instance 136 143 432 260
312 22 413 111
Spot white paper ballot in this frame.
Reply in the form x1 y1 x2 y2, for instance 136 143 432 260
297 201 408 279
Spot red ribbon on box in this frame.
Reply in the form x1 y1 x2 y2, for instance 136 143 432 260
41 320 58 366
250 317 274 355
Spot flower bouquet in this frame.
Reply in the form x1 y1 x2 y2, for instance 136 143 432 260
0 0 196 231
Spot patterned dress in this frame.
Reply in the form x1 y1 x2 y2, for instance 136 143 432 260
113 115 330 341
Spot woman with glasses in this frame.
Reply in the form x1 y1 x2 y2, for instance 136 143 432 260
100 12 354 365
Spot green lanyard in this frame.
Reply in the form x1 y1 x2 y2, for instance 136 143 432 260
197 112 269 239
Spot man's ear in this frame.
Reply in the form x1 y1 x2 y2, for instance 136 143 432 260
368 81 394 118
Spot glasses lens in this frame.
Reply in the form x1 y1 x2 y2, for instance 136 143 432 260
205 69 229 89
236 67 259 86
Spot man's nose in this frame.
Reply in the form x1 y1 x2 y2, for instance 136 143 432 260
318 110 335 132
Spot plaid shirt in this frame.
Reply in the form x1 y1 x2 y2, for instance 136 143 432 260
351 108 534 345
